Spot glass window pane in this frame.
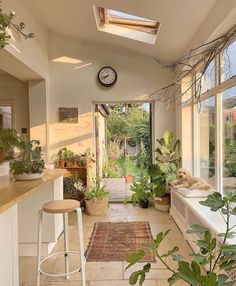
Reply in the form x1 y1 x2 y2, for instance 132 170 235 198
199 96 215 187
201 60 215 94
222 86 236 194
181 75 192 103
221 40 236 82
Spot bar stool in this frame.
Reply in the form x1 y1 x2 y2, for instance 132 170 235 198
36 199 86 286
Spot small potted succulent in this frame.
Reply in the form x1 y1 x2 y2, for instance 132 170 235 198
10 138 45 180
57 147 68 168
84 177 109 215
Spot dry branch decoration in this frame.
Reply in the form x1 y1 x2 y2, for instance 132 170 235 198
150 25 236 107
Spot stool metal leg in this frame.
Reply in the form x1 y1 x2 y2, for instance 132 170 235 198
36 210 43 286
76 208 86 286
63 213 69 279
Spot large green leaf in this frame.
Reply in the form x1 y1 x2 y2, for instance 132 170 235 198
200 193 225 211
126 250 145 270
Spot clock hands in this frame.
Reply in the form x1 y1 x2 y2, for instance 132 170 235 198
101 74 109 79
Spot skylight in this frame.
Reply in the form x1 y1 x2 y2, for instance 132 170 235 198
94 6 160 45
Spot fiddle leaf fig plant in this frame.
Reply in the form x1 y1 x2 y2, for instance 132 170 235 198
126 192 236 286
0 3 15 48
148 130 181 197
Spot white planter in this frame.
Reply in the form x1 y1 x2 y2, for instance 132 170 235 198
14 173 43 181
154 196 170 212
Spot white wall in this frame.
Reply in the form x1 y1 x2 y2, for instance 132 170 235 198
48 32 175 160
0 71 29 135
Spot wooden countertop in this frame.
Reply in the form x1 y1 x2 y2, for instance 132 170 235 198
0 169 67 214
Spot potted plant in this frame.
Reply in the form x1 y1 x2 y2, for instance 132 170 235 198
0 128 20 163
0 6 15 49
124 156 134 184
130 176 151 208
148 130 180 212
84 177 109 216
10 138 45 180
126 192 236 286
57 147 68 168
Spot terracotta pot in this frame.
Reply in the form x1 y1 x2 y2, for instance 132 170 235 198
85 197 109 216
59 159 65 168
65 160 73 168
125 175 133 184
73 161 79 167
154 195 170 212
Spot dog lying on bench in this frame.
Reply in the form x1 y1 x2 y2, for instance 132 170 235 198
171 168 212 191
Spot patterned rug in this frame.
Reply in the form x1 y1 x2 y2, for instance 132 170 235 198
85 221 155 262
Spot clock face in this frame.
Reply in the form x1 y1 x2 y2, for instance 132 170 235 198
98 66 117 87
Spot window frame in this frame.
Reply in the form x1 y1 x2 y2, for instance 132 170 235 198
188 41 236 194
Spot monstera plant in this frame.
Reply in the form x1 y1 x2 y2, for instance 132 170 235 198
0 4 15 48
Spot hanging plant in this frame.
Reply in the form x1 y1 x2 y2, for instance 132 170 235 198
0 4 15 48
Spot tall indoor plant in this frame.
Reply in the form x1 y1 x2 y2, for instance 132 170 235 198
148 130 180 211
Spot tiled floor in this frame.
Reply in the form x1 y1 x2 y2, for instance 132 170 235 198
103 178 133 202
19 204 191 286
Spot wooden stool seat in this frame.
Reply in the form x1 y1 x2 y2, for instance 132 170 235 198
42 199 80 214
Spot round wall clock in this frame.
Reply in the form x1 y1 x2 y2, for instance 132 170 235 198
98 66 117 87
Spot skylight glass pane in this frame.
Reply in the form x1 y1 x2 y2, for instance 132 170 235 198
109 9 155 23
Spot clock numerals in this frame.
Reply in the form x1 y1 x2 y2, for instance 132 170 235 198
98 66 117 87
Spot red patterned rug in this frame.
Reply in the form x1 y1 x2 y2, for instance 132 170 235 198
85 221 155 262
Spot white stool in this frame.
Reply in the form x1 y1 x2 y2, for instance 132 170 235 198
36 199 86 286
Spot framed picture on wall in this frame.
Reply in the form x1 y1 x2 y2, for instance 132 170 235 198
59 107 79 123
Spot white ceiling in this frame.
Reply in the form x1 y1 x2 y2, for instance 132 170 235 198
27 0 235 62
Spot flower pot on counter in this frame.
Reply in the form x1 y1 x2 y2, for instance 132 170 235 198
154 195 170 212
14 173 43 181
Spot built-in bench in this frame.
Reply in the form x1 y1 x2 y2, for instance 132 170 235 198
170 190 236 283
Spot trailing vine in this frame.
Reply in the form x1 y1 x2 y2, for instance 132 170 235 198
0 3 15 48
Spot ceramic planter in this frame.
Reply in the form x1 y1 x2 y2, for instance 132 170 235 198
139 199 149 208
154 194 170 212
85 196 109 216
125 175 133 184
14 173 43 181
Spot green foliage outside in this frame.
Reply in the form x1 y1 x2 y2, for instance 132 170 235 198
104 104 151 178
126 192 236 286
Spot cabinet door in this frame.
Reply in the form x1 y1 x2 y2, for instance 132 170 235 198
0 205 19 286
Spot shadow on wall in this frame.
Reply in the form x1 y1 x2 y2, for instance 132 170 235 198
49 112 94 161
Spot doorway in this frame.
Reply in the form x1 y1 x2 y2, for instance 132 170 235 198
95 102 153 202
0 105 12 129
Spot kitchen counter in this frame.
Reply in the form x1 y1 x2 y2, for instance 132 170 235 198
0 169 66 213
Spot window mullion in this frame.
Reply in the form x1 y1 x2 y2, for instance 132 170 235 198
216 91 223 194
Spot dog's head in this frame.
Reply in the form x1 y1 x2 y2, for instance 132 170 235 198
177 168 191 181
